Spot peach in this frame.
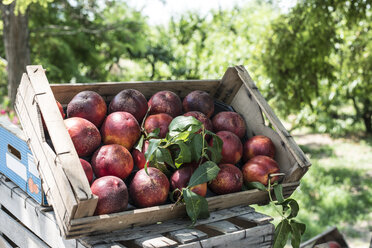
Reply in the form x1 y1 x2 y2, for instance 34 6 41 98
101 112 141 150
144 113 173 138
67 91 107 128
79 158 94 184
210 131 243 164
64 117 101 157
209 164 243 195
212 111 246 139
109 89 148 123
148 91 182 117
243 135 275 162
183 90 214 118
242 155 280 186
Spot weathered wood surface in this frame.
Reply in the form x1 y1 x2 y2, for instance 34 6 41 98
14 64 307 238
51 80 220 104
68 182 297 239
300 227 349 248
234 66 311 182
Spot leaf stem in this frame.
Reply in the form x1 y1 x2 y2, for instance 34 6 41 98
267 178 286 219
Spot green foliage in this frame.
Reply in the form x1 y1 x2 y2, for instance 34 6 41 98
28 0 147 83
262 0 372 134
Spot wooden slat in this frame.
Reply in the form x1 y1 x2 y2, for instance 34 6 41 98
15 74 71 236
234 66 311 180
78 205 254 244
0 234 14 248
67 183 297 238
204 220 241 234
50 80 220 104
235 212 273 226
26 65 98 219
231 85 298 181
134 235 178 248
92 244 127 248
0 175 78 248
168 229 207 244
179 223 274 248
300 227 349 248
214 67 243 105
0 206 49 248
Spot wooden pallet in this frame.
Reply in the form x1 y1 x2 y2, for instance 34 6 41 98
14 65 311 238
0 174 274 248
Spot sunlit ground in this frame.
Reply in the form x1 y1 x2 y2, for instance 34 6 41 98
254 133 372 247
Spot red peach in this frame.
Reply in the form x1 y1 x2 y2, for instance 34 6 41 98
209 131 243 164
91 176 128 215
101 112 141 150
129 167 169 208
170 166 207 198
132 140 149 170
209 164 243 195
91 144 133 180
148 91 182 117
212 111 246 139
243 135 275 162
144 113 173 138
183 111 213 134
64 117 101 157
67 91 107 128
109 89 148 123
242 155 280 186
79 158 94 184
183 90 214 118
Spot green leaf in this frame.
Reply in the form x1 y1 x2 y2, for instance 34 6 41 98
273 219 291 248
290 220 306 248
280 199 300 219
168 116 202 133
175 142 192 167
172 131 192 141
190 134 203 162
145 139 162 164
160 148 174 167
207 135 223 163
245 182 267 191
183 188 209 224
274 184 284 203
134 134 144 151
147 128 160 138
188 161 220 187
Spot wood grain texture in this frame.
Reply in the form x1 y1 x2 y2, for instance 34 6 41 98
26 65 98 219
78 206 254 243
0 175 78 248
0 234 13 248
0 207 49 248
50 80 220 104
168 228 208 244
214 67 243 104
234 65 311 182
67 183 296 238
134 235 178 248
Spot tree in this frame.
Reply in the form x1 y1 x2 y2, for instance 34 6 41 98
262 0 371 134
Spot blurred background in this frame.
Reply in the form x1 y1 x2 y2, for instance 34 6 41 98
0 0 371 246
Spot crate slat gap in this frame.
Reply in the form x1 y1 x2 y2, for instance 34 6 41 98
15 65 311 238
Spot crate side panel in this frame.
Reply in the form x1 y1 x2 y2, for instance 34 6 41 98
231 85 298 179
26 65 98 219
50 80 220 104
15 73 76 235
235 66 310 181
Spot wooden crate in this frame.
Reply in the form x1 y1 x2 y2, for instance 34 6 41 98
300 227 349 248
0 174 274 248
14 65 311 238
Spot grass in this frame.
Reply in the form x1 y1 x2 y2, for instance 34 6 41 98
254 134 372 246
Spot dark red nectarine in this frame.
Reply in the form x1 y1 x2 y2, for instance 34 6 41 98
183 90 214 118
209 164 243 195
243 135 275 162
148 91 182 117
242 155 280 186
212 111 246 139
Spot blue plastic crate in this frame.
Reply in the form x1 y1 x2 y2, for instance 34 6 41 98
0 117 48 206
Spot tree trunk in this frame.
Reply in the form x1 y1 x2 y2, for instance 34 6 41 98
1 1 30 106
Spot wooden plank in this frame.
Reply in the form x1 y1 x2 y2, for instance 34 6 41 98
234 66 311 181
235 212 273 226
134 235 178 248
0 175 77 248
0 234 14 248
231 84 298 181
204 220 241 234
214 67 243 105
168 229 207 244
300 227 349 248
179 223 274 248
67 183 297 238
78 205 254 244
92 244 127 248
26 65 97 219
0 207 49 248
15 74 71 236
50 80 220 104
